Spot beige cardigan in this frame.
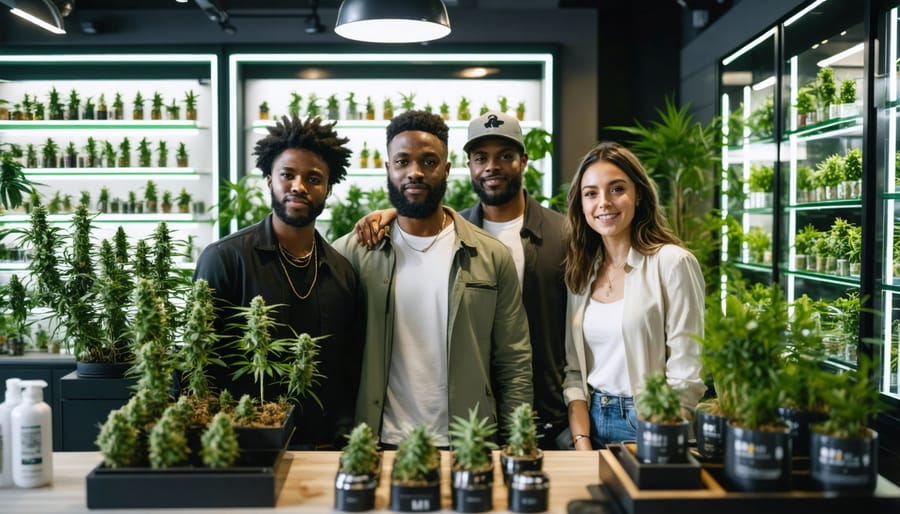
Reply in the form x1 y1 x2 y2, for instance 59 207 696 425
562 244 707 416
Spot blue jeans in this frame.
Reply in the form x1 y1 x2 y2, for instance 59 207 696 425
589 390 638 448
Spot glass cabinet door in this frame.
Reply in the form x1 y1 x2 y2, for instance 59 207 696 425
875 3 900 399
719 29 778 290
781 1 865 365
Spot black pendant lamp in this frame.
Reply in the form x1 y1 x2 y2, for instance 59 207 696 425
334 0 451 44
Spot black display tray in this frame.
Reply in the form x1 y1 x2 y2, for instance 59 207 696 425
616 442 702 490
85 446 292 509
597 446 900 514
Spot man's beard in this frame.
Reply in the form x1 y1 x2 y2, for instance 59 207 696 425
387 177 447 218
271 191 324 228
471 172 523 206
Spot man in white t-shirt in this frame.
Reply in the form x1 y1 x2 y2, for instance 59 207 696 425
333 110 533 447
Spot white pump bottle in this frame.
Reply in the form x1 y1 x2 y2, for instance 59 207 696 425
0 377 23 487
11 379 52 488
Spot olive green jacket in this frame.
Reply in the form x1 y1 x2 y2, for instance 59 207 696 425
333 208 533 439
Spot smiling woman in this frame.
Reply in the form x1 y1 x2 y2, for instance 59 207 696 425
562 141 706 452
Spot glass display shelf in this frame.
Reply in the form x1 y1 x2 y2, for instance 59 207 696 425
0 120 205 133
248 119 545 132
783 268 860 288
786 199 861 210
24 167 206 177
0 213 214 224
785 116 863 140
734 262 771 273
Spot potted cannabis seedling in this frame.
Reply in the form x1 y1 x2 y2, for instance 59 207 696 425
449 407 498 513
796 85 816 127
201 411 240 468
48 87 64 120
288 92 303 117
793 224 819 272
457 96 471 121
345 92 359 120
166 97 180 120
112 92 124 120
83 96 95 121
67 88 80 120
500 403 543 486
177 188 192 214
817 67 837 120
176 142 188 167
747 163 774 208
400 91 416 113
359 142 370 168
335 422 382 512
259 101 270 120
157 140 168 168
118 137 131 168
160 190 173 214
365 96 375 120
151 91 164 120
96 93 108 120
138 137 152 168
382 96 394 120
85 137 99 168
843 147 863 199
133 91 145 120
439 101 450 121
634 374 689 464
41 137 58 168
306 93 321 119
64 141 78 168
327 94 340 120
811 358 883 492
373 149 383 169
389 424 441 512
498 96 510 114
515 101 526 121
102 141 116 168
184 90 198 121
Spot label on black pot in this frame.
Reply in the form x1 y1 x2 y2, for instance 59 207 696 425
731 438 786 479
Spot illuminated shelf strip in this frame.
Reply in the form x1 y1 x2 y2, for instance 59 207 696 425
734 262 771 273
786 200 861 210
783 269 859 287
0 120 204 131
25 167 204 176
248 119 543 132
0 214 215 224
785 117 863 141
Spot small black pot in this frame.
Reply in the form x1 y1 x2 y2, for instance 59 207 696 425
777 407 828 457
724 423 792 492
695 408 729 462
636 418 689 464
76 360 132 379
389 468 441 512
508 470 549 513
500 449 543 486
810 429 878 493
334 470 379 512
451 467 493 513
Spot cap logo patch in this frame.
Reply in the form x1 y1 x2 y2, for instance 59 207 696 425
484 114 504 129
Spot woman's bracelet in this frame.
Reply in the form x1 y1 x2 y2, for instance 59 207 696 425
572 433 589 445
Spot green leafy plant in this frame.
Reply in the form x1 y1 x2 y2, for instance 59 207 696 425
382 96 394 120
797 164 815 191
166 97 180 120
157 140 168 168
817 153 844 187
828 217 855 259
345 92 358 119
96 408 140 468
814 358 883 439
795 86 816 115
635 373 682 423
794 225 820 256
0 142 35 210
443 177 479 212
201 412 240 468
843 148 863 182
326 184 391 241
839 79 857 104
339 422 381 476
147 397 192 468
457 96 471 121
138 137 152 167
399 91 416 111
133 91 145 119
747 94 774 139
326 94 340 119
779 294 830 413
102 141 116 168
216 175 269 230
306 93 320 118
83 96 95 120
65 204 103 361
97 238 132 363
183 90 198 119
288 92 303 117
285 332 326 405
118 137 131 167
392 425 440 484
67 88 80 119
42 137 59 168
816 67 837 109
744 226 770 263
112 92 124 119
449 406 498 472
228 295 290 403
503 403 539 458
176 279 223 399
748 163 774 193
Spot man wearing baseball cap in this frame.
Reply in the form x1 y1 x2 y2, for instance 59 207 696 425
355 111 570 449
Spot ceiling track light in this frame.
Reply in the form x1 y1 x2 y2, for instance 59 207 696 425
1 0 72 35
193 0 235 34
334 0 451 44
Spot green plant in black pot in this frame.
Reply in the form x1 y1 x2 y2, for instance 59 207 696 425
635 373 689 464
147 396 192 468
96 408 140 468
811 357 884 492
390 424 441 512
449 406 498 513
500 403 543 486
335 422 382 512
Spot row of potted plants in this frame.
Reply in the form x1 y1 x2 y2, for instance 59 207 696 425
258 93 528 122
0 88 199 121
693 283 880 492
795 67 861 128
742 147 863 208
334 402 546 513
10 138 190 169
792 218 862 277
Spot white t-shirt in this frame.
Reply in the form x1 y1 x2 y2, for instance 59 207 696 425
583 298 631 396
482 216 525 286
380 220 456 446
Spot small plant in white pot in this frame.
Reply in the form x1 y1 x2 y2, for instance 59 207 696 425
635 374 689 464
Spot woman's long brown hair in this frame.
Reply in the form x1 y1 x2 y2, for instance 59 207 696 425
564 142 683 294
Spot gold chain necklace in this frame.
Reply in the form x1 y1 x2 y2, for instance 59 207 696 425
280 243 314 268
604 260 627 298
397 210 447 253
278 241 318 300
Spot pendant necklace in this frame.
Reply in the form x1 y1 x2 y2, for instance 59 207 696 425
398 210 447 253
604 260 627 298
278 241 318 300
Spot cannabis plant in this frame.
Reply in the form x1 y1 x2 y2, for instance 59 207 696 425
228 295 291 403
65 204 103 361
127 277 172 410
201 411 240 468
392 425 440 484
177 279 223 399
339 423 380 476
96 408 140 468
234 394 258 425
285 331 326 405
816 358 883 438
97 238 132 362
24 204 64 310
449 406 498 472
504 403 539 458
635 374 682 423
148 399 191 468
1 142 35 210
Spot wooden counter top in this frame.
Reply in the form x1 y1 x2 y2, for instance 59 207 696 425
0 450 600 513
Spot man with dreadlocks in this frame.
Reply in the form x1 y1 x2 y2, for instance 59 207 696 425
194 115 364 449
